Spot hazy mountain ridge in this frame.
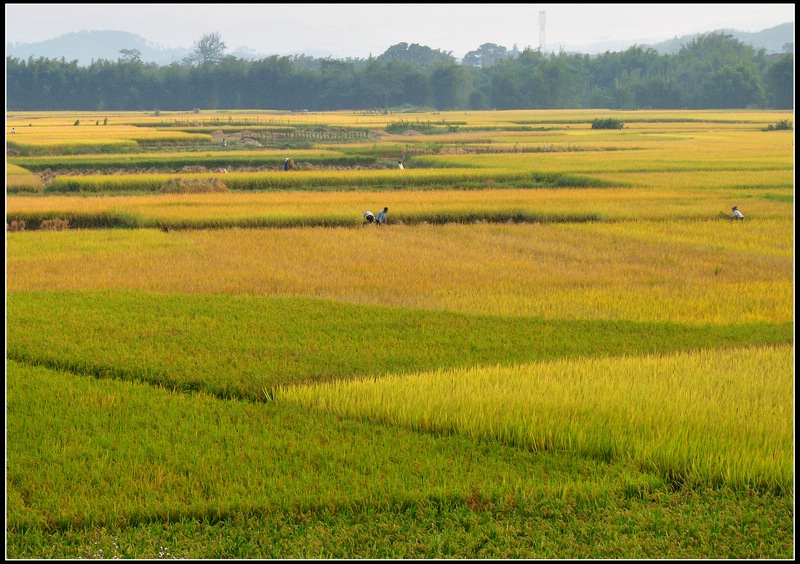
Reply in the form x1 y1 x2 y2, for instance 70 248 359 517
644 22 794 55
5 23 794 67
6 30 190 66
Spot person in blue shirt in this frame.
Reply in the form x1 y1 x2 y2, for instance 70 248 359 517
376 207 388 225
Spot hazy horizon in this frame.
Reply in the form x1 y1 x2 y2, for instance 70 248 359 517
5 3 794 59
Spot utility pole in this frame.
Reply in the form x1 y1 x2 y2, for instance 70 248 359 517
539 10 546 52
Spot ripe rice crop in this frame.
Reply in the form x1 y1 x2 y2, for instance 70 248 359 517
417 129 793 174
5 163 43 193
6 218 792 325
6 183 793 229
9 148 349 172
7 125 212 156
276 344 793 493
8 107 790 129
39 168 571 194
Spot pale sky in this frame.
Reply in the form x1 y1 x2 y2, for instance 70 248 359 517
5 3 795 59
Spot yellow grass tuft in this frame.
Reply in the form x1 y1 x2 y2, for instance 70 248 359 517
158 177 230 194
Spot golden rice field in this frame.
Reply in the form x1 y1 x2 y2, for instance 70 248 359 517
278 344 793 491
11 107 784 125
4 108 795 558
5 184 792 220
5 218 793 325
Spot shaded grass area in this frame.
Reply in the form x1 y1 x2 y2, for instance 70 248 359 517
4 359 657 532
8 490 793 559
6 360 793 559
6 290 792 402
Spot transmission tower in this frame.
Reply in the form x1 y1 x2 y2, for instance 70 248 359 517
539 11 546 52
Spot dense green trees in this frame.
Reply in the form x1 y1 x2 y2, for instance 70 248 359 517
5 33 793 111
462 43 514 68
763 54 794 109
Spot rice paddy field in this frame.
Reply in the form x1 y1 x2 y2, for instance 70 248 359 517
4 108 795 559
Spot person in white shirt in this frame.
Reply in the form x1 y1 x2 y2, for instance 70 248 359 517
363 210 375 224
731 206 744 220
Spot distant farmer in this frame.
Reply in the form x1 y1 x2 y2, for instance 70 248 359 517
731 206 744 220
284 157 290 171
398 159 404 170
220 138 226 147
363 210 375 224
11 127 15 134
376 207 389 225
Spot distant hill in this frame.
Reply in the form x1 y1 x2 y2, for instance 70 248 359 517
5 23 794 67
5 30 190 66
645 22 794 55
565 23 793 56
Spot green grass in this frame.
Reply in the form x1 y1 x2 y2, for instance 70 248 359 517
6 359 794 559
6 291 792 401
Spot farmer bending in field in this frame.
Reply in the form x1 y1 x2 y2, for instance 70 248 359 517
363 210 375 224
376 207 388 225
731 206 744 220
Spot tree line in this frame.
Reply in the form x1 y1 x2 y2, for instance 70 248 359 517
5 32 794 112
